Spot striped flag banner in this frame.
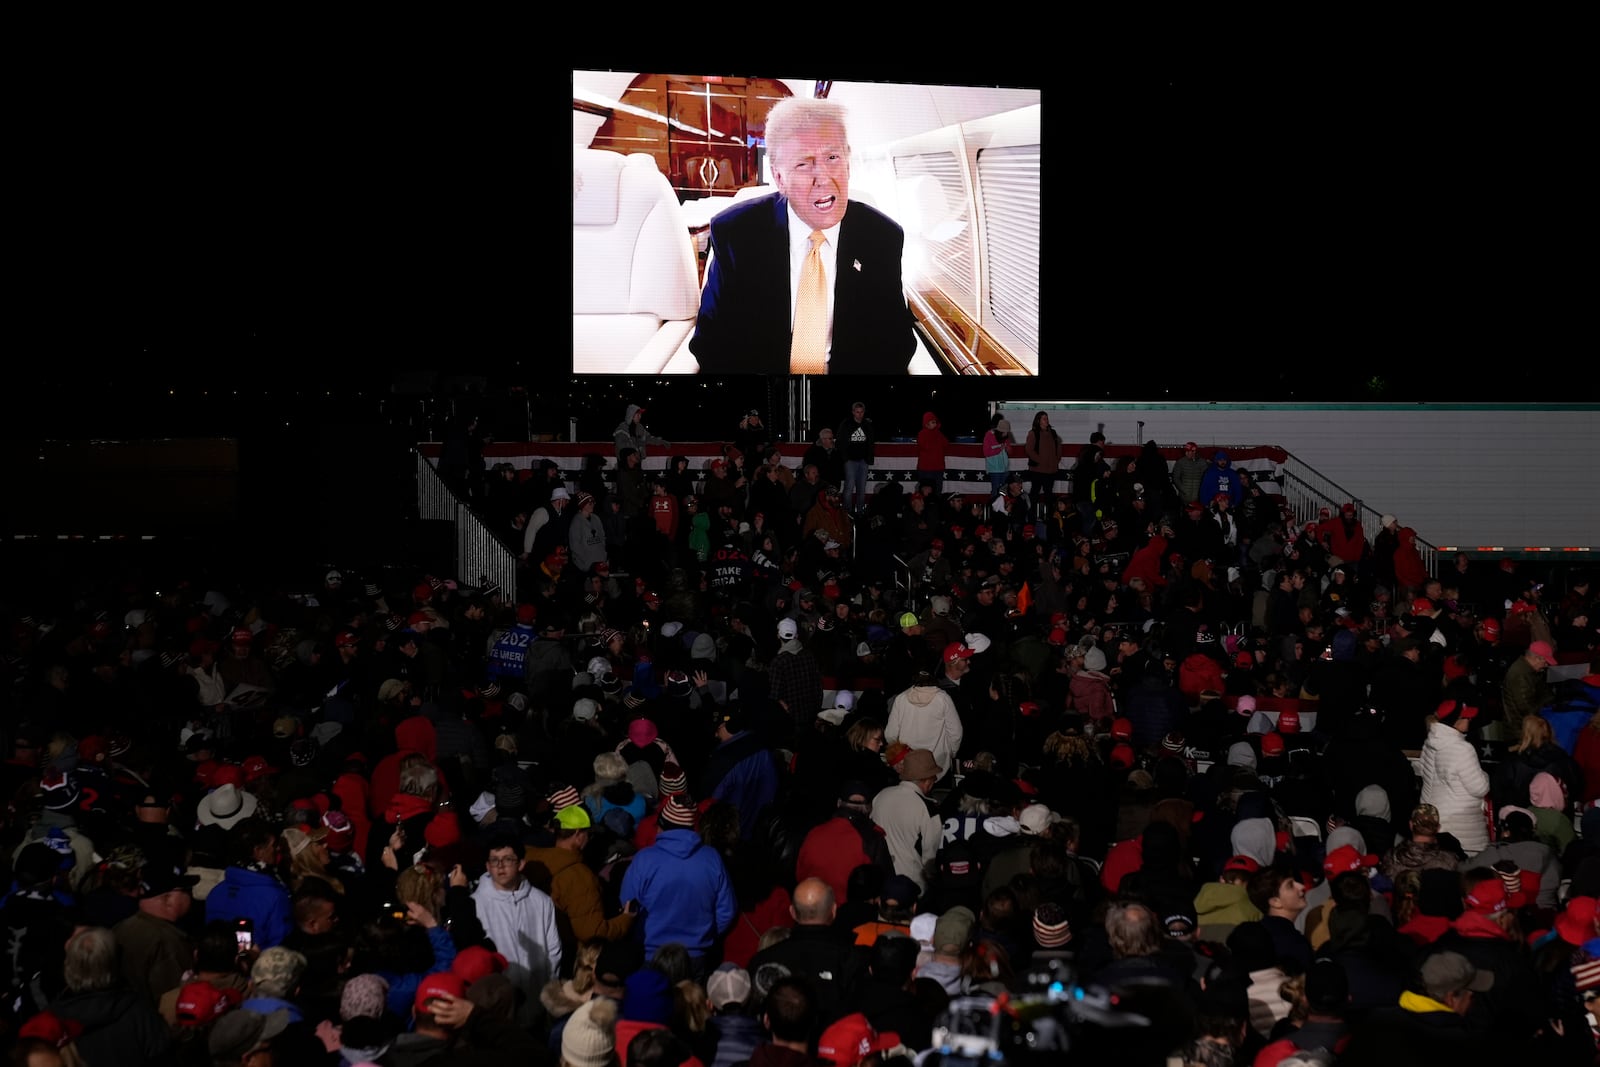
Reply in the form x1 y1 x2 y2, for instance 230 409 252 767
424 442 1287 498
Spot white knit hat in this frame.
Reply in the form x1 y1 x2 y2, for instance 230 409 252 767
561 996 618 1067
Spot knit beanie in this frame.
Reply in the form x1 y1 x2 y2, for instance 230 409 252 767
1032 903 1072 948
658 763 688 797
561 996 618 1067
622 968 673 1023
658 795 698 831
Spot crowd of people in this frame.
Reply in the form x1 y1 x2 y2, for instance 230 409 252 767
3 401 1600 1067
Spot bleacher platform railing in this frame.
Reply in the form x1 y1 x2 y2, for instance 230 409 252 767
414 450 518 599
1275 451 1438 577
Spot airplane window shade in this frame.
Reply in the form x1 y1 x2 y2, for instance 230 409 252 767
978 144 1040 372
892 151 976 314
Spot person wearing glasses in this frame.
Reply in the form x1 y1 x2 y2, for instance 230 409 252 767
472 828 562 1028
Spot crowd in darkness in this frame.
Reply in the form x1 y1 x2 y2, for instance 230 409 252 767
4 396 1600 1067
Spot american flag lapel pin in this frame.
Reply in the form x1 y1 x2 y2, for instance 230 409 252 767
852 259 862 272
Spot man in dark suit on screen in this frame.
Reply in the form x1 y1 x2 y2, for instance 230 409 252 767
689 97 917 375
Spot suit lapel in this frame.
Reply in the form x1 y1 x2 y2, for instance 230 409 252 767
832 207 859 332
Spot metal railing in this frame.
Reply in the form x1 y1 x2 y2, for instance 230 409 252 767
1275 451 1437 577
413 451 519 598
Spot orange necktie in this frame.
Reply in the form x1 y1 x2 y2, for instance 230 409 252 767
789 229 828 374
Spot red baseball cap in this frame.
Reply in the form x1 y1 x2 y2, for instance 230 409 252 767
209 764 244 789
1528 640 1559 665
1411 597 1434 613
241 755 279 781
1108 743 1136 770
1277 710 1301 734
230 628 254 645
451 945 510 983
1479 617 1501 640
515 603 537 625
817 1013 900 1067
1465 878 1514 914
943 642 975 664
175 980 243 1026
1260 732 1285 757
1322 845 1379 879
415 971 467 1014
335 630 360 648
1223 855 1260 875
1110 717 1134 741
1556 896 1599 946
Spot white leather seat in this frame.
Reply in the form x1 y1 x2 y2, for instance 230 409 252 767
572 148 701 374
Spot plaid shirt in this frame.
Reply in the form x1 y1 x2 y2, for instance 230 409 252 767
770 646 823 725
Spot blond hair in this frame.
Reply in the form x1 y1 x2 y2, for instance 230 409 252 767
765 98 850 172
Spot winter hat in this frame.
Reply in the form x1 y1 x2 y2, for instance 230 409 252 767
1083 646 1107 672
627 718 659 747
658 795 698 831
562 995 619 1067
623 968 673 1024
1032 902 1072 948
657 762 688 796
340 973 391 1020
321 810 355 852
547 784 583 812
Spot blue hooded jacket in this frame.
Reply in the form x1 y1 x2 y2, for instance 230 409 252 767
619 828 737 958
204 866 291 949
1198 450 1243 507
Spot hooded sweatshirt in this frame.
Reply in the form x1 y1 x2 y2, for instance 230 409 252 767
618 828 737 958
885 683 964 782
1230 817 1276 867
916 413 949 472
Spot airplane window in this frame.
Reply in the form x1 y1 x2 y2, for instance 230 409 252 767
894 151 976 312
978 144 1041 374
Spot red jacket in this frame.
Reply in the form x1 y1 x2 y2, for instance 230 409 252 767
1179 653 1226 701
916 415 949 471
1122 534 1170 588
795 813 886 905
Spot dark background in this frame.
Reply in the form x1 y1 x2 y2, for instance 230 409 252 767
5 43 1583 589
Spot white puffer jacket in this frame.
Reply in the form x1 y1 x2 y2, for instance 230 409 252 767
1418 720 1491 854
